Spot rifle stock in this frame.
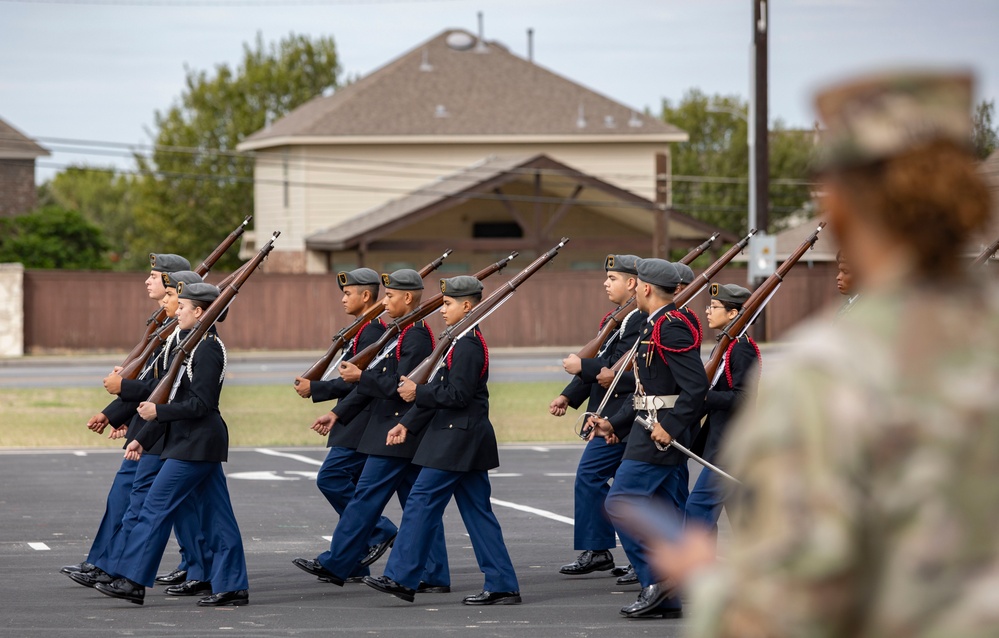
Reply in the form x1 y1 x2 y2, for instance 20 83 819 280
120 215 252 370
348 252 519 372
406 238 569 385
972 235 999 266
145 231 279 405
704 222 826 380
575 297 636 360
298 249 454 382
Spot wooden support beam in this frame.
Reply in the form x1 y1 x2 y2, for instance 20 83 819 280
541 183 583 238
492 187 530 236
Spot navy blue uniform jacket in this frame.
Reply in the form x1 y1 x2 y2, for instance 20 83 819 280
693 337 759 465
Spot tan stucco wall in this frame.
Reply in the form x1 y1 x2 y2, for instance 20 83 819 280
0 263 24 356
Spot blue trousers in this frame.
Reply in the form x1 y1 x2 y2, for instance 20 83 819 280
385 468 518 593
318 455 449 584
109 460 248 593
95 453 210 580
86 457 138 564
605 460 688 594
317 446 398 554
684 468 728 533
573 437 626 550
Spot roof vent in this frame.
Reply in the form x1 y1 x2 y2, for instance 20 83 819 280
576 104 586 129
475 12 489 53
420 49 433 72
434 104 450 118
446 31 476 51
628 112 644 128
604 115 616 129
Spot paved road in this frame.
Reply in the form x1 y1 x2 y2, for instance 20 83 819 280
1 445 717 637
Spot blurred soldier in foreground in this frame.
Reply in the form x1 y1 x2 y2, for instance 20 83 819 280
648 70 999 637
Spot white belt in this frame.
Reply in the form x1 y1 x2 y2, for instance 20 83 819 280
633 395 678 411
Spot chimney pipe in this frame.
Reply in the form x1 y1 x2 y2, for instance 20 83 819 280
527 28 534 62
475 12 488 52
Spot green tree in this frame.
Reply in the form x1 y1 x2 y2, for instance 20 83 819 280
661 89 816 236
131 32 341 269
972 99 998 160
0 206 109 269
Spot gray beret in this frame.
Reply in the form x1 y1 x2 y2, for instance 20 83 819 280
161 270 203 289
381 269 423 291
440 275 483 298
604 254 640 275
177 281 221 304
149 253 191 274
337 267 380 290
674 263 695 285
636 258 681 288
711 283 751 306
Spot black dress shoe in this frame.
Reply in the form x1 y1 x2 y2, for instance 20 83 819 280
359 534 396 567
60 561 96 575
291 557 342 585
95 578 145 605
165 580 213 596
616 565 638 586
362 575 415 603
417 582 451 594
462 590 522 605
197 590 248 607
620 582 678 618
69 567 114 589
610 564 630 577
154 569 188 585
559 550 614 575
344 576 365 584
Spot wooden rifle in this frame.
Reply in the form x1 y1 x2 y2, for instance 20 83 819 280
972 235 999 266
145 231 279 405
347 252 519 373
406 238 569 385
297 249 454 383
120 215 252 370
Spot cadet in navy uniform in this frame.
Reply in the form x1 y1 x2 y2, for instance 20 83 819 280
293 268 398 576
293 269 449 589
596 258 709 618
365 276 521 606
685 284 760 533
61 253 191 583
548 254 646 578
94 282 248 606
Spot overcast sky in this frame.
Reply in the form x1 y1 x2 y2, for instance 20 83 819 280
2 0 997 183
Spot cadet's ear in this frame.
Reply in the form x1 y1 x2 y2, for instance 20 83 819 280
626 276 638 291
404 291 415 305
462 299 474 313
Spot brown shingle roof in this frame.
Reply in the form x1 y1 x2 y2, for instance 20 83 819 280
241 29 685 148
0 117 49 160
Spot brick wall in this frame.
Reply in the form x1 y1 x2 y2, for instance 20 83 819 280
0 159 37 217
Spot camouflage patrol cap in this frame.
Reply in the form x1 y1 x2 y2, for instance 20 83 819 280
674 263 695 285
604 254 640 275
177 281 220 304
814 69 974 171
711 282 751 307
380 269 423 291
149 253 191 274
636 258 681 288
161 270 203 289
440 275 482 298
337 267 380 290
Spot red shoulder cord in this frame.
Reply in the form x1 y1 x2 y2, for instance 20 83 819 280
350 318 385 356
598 309 615 331
684 307 704 341
650 310 702 364
397 320 435 360
724 336 762 388
446 328 488 378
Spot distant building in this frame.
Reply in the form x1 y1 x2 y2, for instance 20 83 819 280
0 117 49 218
238 28 731 273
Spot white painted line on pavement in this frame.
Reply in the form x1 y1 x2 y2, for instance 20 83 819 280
29 542 50 551
531 447 550 452
73 451 87 456
229 471 299 481
490 498 574 526
544 473 576 477
255 448 324 466
487 473 522 477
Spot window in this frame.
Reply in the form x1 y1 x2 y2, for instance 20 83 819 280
473 222 523 238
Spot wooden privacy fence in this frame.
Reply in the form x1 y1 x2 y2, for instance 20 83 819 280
22 263 841 353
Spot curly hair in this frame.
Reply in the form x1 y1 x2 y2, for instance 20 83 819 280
833 140 991 276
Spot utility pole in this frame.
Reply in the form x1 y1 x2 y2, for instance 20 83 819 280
749 0 771 341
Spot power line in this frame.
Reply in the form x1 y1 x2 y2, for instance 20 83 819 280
0 0 464 6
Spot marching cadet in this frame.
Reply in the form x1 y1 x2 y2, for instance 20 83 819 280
548 254 646 579
684 284 760 534
60 253 191 583
652 70 999 637
293 268 449 589
365 276 521 606
293 268 398 578
835 250 859 315
594 258 709 619
93 282 248 606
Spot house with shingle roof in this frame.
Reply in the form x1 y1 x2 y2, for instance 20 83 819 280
0 117 49 218
238 28 731 273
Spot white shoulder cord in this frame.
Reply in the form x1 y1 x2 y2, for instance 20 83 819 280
185 334 227 384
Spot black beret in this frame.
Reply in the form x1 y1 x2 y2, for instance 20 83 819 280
711 283 751 306
161 270 203 289
177 281 221 304
380 269 423 291
604 254 640 275
149 253 191 274
440 275 483 298
674 263 695 285
337 267 380 290
636 258 681 288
